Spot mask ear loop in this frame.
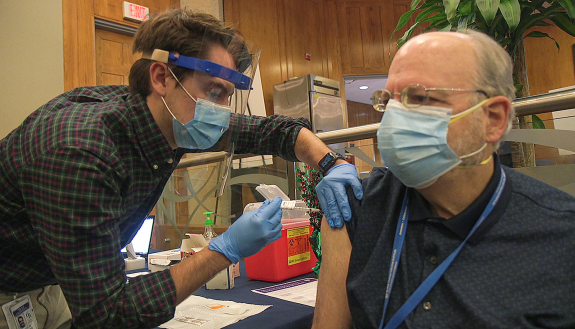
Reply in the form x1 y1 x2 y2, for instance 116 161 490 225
168 67 198 103
456 141 491 168
161 96 177 120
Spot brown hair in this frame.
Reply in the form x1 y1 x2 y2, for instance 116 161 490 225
129 8 252 99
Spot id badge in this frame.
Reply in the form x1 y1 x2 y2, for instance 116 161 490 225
2 295 38 329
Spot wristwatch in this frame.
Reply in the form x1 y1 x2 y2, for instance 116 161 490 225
318 151 346 176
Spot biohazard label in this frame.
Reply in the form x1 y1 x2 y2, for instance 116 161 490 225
287 226 311 265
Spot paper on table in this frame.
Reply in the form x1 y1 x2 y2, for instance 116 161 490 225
126 271 150 278
159 295 271 329
251 278 317 307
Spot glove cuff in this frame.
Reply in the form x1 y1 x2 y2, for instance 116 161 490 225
208 238 241 264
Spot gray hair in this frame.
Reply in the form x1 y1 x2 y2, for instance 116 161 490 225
463 30 516 150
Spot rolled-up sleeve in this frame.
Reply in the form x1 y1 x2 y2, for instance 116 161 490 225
224 114 312 162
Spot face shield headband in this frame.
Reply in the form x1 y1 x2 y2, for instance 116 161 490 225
141 49 253 90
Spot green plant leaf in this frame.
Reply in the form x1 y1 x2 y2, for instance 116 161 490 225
390 9 417 42
499 38 511 48
500 0 521 31
458 13 476 30
411 0 423 10
476 0 500 25
532 20 552 28
443 0 461 24
397 12 449 48
556 0 575 20
459 1 474 16
416 5 444 22
550 13 575 37
531 115 545 129
524 31 560 52
438 23 453 31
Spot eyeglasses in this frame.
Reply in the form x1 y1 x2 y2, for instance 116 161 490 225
371 84 488 112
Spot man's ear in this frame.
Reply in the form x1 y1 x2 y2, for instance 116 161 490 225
149 62 171 97
484 96 512 143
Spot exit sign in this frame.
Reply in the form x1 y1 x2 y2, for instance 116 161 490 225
123 1 149 22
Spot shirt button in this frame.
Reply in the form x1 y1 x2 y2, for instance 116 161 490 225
430 256 438 265
423 302 432 310
153 164 159 170
167 158 174 164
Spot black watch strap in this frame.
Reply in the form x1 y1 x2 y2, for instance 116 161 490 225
318 152 345 176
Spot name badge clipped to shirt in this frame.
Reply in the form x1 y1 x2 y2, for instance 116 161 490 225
2 295 39 329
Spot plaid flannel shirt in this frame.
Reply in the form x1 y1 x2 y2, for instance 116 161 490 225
0 85 310 328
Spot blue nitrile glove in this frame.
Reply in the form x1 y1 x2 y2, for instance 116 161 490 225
315 162 363 228
209 197 283 264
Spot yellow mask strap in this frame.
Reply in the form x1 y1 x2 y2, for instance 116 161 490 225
457 154 493 169
449 98 490 124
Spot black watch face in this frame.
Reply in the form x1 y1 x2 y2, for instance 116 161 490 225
320 154 334 168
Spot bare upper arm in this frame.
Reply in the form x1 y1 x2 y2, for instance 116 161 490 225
312 216 353 329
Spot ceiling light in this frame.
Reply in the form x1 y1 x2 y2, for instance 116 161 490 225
358 85 368 90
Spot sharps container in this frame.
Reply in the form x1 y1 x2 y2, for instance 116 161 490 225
243 185 318 282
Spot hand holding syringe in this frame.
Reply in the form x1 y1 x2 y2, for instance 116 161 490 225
280 200 321 213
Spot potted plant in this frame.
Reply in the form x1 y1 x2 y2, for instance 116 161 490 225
391 0 575 167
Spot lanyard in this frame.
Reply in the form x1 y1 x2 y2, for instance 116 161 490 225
379 169 507 329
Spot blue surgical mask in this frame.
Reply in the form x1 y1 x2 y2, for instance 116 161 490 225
377 99 488 189
162 69 232 150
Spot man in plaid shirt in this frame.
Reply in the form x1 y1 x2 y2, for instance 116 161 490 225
0 8 362 329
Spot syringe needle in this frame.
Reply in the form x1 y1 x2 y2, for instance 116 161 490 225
280 201 320 213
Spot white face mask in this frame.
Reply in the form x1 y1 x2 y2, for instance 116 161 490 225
377 99 490 189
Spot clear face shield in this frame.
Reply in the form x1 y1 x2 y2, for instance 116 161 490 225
142 37 261 204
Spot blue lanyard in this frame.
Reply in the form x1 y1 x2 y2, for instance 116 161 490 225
379 169 507 329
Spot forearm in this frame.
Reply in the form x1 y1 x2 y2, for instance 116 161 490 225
294 128 347 170
312 217 353 328
169 248 232 304
219 114 311 161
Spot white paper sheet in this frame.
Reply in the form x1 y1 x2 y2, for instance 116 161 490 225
159 296 271 329
251 278 317 307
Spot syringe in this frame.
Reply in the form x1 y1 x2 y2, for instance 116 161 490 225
280 200 321 213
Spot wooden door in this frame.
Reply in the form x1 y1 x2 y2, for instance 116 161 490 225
95 29 140 85
63 0 178 90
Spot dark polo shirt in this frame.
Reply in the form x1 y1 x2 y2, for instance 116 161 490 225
345 155 575 328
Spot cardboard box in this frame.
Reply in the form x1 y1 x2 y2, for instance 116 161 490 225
147 249 181 272
205 265 235 290
180 234 207 260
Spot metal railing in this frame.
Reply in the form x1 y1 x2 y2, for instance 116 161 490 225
176 88 575 167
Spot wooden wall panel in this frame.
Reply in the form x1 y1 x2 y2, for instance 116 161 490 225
322 0 347 121
63 0 97 90
524 25 575 162
282 0 328 79
337 1 400 76
525 25 575 97
322 1 344 83
346 100 382 128
224 0 284 116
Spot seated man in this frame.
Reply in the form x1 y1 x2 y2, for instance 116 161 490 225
313 30 575 329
